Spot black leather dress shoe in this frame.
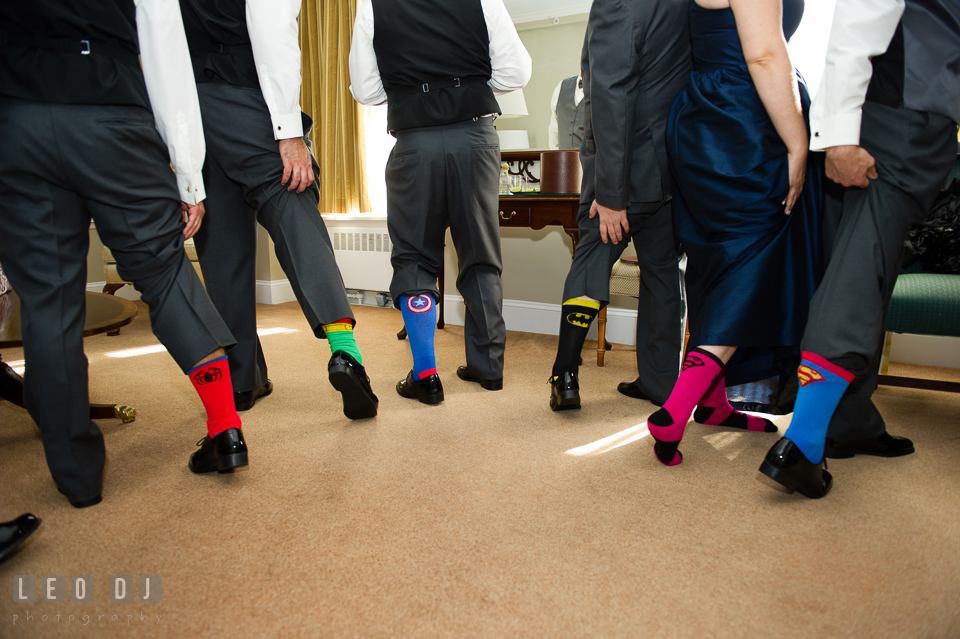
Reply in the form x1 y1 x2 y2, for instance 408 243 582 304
456 365 503 391
825 433 915 459
234 380 273 412
616 380 664 406
759 437 832 499
328 352 379 419
189 428 248 474
397 370 444 404
56 485 102 509
0 514 41 563
549 371 580 411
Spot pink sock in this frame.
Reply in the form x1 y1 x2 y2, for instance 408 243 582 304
694 373 777 433
648 348 724 465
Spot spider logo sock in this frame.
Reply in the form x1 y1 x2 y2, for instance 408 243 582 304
187 356 242 438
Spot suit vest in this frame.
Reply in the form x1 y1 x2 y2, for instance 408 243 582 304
0 0 147 107
868 0 960 124
556 76 585 150
179 0 259 90
371 0 500 131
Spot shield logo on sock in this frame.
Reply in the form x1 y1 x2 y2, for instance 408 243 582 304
797 365 825 387
566 312 592 328
407 295 433 314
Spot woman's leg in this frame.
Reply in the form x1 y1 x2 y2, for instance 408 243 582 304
647 345 736 465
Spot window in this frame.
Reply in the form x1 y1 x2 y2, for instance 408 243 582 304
362 104 396 215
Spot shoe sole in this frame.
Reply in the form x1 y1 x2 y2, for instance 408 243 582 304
456 369 503 391
758 460 831 499
329 365 378 420
235 384 273 412
188 451 249 475
824 446 915 459
0 518 42 562
550 390 581 411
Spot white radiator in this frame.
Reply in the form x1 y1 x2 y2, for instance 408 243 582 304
326 220 394 293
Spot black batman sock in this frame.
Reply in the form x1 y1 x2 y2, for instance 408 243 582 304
551 299 600 378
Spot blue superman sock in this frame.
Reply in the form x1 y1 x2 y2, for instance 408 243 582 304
399 294 437 380
784 352 856 464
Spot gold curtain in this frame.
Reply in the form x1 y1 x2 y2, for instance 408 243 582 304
299 0 371 214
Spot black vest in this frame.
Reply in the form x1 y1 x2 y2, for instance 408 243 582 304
868 0 960 124
556 76 585 150
371 0 500 131
0 0 147 108
179 0 259 90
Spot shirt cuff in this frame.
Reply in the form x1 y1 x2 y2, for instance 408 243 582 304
176 171 206 205
271 111 304 140
810 113 862 151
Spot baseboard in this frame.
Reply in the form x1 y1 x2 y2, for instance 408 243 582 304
440 295 640 346
890 333 960 370
256 279 297 305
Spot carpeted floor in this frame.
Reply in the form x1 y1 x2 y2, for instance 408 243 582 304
2 301 959 638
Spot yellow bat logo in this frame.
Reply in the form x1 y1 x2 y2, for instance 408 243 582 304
797 365 825 388
566 312 592 328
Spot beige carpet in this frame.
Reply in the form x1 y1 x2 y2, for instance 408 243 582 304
2 301 959 638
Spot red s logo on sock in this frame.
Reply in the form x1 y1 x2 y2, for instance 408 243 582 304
797 365 825 388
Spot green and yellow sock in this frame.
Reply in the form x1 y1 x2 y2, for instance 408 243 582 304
322 318 363 365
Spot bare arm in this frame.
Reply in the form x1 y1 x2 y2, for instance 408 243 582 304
729 0 807 213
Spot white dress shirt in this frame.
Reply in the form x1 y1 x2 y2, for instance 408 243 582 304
348 0 532 106
135 0 206 203
547 74 584 150
246 0 305 140
809 0 905 151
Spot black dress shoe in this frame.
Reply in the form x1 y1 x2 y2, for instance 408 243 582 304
825 433 915 459
397 370 444 404
759 437 832 499
234 380 273 412
56 485 102 509
549 371 580 411
456 365 503 391
616 380 664 406
0 514 41 563
328 352 379 419
189 428 248 474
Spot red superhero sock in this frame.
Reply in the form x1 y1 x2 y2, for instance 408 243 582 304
647 348 724 466
694 372 777 432
188 356 242 438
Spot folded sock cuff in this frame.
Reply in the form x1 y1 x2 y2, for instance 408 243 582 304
801 351 856 383
562 298 601 310
187 355 228 376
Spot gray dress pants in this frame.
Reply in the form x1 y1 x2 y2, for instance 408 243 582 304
192 82 353 394
561 200 684 405
0 96 235 503
802 102 958 440
386 118 505 379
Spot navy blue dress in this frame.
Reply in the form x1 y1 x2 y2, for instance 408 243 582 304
667 0 823 385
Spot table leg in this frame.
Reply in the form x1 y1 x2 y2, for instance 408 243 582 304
1 354 135 423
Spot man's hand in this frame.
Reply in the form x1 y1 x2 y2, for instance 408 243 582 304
279 137 315 193
589 200 629 244
181 201 205 239
825 145 878 188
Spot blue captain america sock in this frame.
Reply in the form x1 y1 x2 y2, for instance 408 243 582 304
784 352 856 464
399 294 437 380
